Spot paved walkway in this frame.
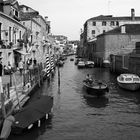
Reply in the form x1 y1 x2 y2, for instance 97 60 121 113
1 71 31 113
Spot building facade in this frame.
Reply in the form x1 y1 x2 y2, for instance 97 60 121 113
96 24 140 65
0 0 26 67
19 4 52 65
81 9 140 62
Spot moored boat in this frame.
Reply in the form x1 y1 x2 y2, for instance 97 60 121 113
77 61 85 68
85 61 94 68
83 80 109 97
117 73 140 91
11 96 53 134
102 60 110 68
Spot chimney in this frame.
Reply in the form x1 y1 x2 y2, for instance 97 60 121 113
131 8 135 20
121 25 126 34
45 16 48 22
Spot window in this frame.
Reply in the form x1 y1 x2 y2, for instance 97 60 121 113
116 21 119 26
125 78 132 81
26 7 28 11
133 78 140 82
103 30 106 33
92 30 95 34
110 21 115 26
0 52 2 57
0 23 1 40
15 10 18 17
9 27 11 42
19 31 21 40
93 21 96 26
102 21 106 26
31 35 33 43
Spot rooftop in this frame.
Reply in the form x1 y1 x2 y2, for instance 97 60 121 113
87 15 140 22
98 24 140 37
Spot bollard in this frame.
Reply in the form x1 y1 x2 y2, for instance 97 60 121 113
38 120 41 127
9 73 12 87
46 114 48 120
7 83 10 99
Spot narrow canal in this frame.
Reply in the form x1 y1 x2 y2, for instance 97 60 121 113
9 56 140 140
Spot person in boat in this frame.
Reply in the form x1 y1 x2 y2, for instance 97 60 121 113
85 74 93 84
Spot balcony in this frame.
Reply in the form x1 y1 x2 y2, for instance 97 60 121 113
0 40 12 49
0 39 24 50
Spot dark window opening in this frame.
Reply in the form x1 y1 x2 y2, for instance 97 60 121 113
102 21 106 26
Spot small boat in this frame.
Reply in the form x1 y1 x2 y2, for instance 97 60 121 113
117 73 140 91
85 61 94 68
70 58 74 61
83 80 109 96
103 60 110 68
77 61 85 68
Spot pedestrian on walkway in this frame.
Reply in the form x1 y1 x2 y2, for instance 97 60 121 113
26 58 30 70
0 57 3 101
7 62 12 74
18 58 24 75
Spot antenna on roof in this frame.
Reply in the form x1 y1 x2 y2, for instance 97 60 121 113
108 0 111 15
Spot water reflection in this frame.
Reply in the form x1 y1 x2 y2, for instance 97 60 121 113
83 95 109 108
117 86 140 105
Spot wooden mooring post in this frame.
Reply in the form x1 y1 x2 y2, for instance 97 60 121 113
57 65 60 93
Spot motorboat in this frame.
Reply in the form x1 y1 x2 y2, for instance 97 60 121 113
103 60 110 68
117 73 140 91
85 61 94 68
83 80 109 97
77 61 85 68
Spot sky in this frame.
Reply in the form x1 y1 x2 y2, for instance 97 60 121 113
18 0 140 40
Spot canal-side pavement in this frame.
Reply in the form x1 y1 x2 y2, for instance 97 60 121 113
1 71 30 112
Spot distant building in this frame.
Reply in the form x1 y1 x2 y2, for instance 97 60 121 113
68 40 79 54
52 35 68 54
84 9 140 42
19 4 51 64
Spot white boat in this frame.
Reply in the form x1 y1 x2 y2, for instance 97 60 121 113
103 60 110 68
85 61 94 68
77 61 85 68
117 74 140 91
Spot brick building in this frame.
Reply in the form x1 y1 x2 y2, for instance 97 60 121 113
80 9 140 62
96 24 140 66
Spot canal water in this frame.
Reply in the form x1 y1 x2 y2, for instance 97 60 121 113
8 56 140 140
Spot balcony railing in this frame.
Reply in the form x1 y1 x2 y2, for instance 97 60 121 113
0 40 24 49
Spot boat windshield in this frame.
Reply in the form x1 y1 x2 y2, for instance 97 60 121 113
125 78 132 81
133 78 140 82
119 77 124 81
